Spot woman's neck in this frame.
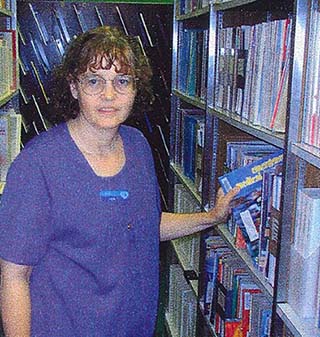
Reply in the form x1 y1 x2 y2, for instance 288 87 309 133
67 118 121 156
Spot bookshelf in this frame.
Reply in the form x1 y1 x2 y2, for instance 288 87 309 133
0 0 21 193
167 0 320 336
0 0 17 102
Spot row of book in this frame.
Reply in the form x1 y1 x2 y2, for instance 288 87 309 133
288 187 320 328
218 141 283 287
167 264 197 337
180 110 205 194
0 108 21 183
177 28 208 101
0 29 17 99
301 1 320 150
215 18 292 133
201 234 272 337
0 0 10 10
166 185 200 336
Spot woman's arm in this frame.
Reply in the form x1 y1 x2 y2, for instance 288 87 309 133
0 259 32 337
160 187 239 241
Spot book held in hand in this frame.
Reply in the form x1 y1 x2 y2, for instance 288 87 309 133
218 150 283 197
218 150 283 262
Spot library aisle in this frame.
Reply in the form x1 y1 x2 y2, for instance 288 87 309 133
2 0 320 336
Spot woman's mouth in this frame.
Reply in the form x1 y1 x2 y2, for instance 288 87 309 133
98 107 117 114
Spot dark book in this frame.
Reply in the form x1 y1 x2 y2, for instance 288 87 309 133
183 114 204 182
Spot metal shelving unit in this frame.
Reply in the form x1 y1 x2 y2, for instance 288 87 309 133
166 0 320 336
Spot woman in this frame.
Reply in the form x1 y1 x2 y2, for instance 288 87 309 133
0 26 238 337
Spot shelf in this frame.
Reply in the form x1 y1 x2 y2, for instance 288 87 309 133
0 182 5 194
165 313 179 337
171 240 199 295
170 0 320 335
64 0 174 3
176 5 209 20
199 302 219 337
172 89 206 110
291 142 320 169
170 162 202 205
166 305 198 336
208 106 285 148
216 224 274 297
277 303 320 337
0 8 12 17
0 90 18 107
213 0 257 11
176 0 257 17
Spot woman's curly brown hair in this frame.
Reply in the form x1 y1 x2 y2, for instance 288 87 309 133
49 26 154 123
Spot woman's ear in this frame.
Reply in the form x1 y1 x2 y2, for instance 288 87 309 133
69 81 79 100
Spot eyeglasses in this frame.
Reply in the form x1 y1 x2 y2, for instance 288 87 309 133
77 74 137 96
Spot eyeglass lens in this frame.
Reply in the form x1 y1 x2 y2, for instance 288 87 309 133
80 74 135 95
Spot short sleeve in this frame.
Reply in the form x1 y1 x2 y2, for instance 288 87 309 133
137 130 162 215
0 149 52 266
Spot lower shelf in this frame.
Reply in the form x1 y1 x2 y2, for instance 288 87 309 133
171 239 199 296
165 312 179 337
216 224 274 297
198 302 218 337
277 303 320 337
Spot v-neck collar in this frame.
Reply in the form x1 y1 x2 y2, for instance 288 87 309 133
63 123 128 180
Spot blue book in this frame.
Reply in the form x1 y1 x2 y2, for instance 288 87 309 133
219 150 283 197
219 150 283 260
258 166 282 275
183 115 204 181
178 29 191 92
186 30 198 97
260 308 272 337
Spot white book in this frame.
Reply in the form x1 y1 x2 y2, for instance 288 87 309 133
0 116 9 181
180 289 196 337
8 113 21 162
294 188 320 258
288 246 320 319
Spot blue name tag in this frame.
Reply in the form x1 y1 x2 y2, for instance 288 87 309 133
100 190 129 201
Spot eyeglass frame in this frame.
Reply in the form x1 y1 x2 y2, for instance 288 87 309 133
76 73 139 96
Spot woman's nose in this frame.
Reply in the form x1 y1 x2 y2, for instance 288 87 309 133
102 80 116 100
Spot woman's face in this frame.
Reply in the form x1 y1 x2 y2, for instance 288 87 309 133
69 60 136 132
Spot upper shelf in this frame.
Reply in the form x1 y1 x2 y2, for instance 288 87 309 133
209 106 286 149
170 162 202 206
171 94 285 149
176 0 258 20
291 142 320 169
176 5 209 20
173 89 206 110
213 0 256 10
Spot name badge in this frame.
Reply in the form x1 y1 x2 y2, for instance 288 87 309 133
100 190 129 201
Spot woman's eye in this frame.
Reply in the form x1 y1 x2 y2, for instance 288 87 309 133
88 78 99 86
116 76 130 86
119 80 129 86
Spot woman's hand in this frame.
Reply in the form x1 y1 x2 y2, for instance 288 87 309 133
160 186 240 241
207 186 240 225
